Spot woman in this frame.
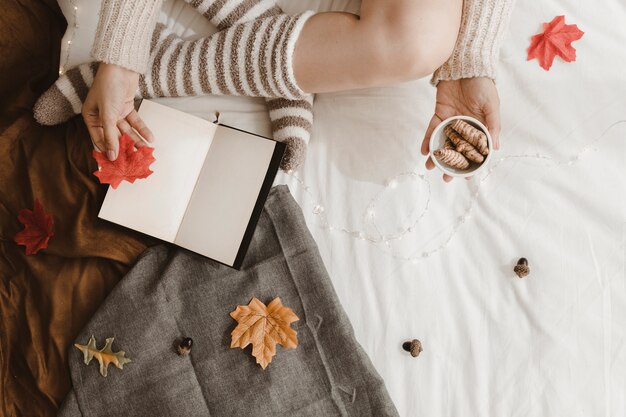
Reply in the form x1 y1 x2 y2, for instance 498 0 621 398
41 0 514 180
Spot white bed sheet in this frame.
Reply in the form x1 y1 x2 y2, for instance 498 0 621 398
62 0 626 415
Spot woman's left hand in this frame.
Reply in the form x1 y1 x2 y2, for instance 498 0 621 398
421 77 501 182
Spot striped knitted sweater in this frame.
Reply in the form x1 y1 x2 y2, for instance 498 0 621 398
35 0 314 171
91 0 515 85
35 0 514 171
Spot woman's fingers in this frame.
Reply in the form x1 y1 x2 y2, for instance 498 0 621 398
101 110 120 161
425 156 435 170
481 80 501 150
117 119 146 147
427 152 455 182
126 110 154 143
421 114 442 155
85 123 106 153
82 96 106 153
485 108 501 150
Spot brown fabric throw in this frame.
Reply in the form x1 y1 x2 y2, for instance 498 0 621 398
0 2 154 416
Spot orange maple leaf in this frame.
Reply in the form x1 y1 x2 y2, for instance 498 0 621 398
230 297 299 369
527 15 584 70
92 133 155 189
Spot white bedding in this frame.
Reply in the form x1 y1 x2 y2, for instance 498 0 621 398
61 0 626 415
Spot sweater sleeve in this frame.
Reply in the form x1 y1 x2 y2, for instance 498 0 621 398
90 0 163 74
431 0 515 85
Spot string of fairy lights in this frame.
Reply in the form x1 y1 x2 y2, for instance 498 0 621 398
59 0 79 76
56 2 623 263
287 119 626 264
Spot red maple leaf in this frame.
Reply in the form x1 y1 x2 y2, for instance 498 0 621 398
92 134 156 189
527 15 584 71
14 200 54 255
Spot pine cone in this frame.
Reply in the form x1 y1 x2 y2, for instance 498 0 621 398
443 138 455 150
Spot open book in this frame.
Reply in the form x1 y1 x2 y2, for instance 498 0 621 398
98 99 285 269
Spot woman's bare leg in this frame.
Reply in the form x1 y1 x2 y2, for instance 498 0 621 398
294 0 462 93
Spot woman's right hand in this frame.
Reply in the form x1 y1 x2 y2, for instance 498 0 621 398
421 77 501 182
82 63 154 160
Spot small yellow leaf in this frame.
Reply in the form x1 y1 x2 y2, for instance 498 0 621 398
74 336 131 377
230 297 299 369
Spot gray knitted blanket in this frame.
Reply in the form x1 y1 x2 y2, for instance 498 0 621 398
59 185 399 417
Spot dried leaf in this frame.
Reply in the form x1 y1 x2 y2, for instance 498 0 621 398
74 336 131 377
14 200 54 255
93 133 156 189
527 15 584 70
230 297 299 369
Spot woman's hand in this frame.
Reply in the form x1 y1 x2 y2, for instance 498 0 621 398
82 63 154 161
421 77 501 182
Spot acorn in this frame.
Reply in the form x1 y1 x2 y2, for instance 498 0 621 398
402 339 423 357
514 258 530 278
177 337 193 356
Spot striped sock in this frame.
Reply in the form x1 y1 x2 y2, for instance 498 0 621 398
34 3 314 171
140 14 311 99
181 0 314 171
185 0 283 30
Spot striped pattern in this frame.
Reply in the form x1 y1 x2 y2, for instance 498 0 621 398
35 0 315 171
267 97 313 143
187 0 282 30
136 12 312 100
181 0 314 171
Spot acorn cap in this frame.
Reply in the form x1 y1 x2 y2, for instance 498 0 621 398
177 337 193 356
514 258 530 278
402 339 423 357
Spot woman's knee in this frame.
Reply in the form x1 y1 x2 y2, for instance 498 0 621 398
362 1 461 81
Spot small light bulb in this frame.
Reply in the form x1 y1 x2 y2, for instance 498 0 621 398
67 40 72 44
74 6 78 10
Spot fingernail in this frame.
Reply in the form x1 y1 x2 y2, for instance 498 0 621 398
107 150 116 161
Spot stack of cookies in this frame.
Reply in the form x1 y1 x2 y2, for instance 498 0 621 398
433 120 490 170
